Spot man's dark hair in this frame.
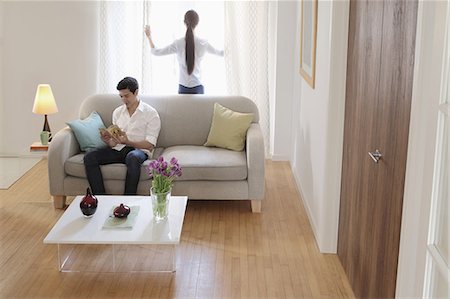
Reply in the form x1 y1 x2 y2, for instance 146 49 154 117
117 77 139 93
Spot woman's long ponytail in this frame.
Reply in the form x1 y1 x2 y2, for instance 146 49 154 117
185 26 195 75
184 10 199 76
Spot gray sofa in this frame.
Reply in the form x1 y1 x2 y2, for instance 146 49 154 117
48 94 265 212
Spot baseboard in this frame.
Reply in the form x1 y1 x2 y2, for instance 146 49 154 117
270 154 290 161
0 154 46 158
289 163 320 249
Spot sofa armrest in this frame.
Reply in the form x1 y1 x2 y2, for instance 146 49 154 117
48 127 80 196
246 123 265 199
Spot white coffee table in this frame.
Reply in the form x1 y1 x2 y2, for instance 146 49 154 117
44 195 188 273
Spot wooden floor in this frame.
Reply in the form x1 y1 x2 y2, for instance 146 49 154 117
0 159 354 298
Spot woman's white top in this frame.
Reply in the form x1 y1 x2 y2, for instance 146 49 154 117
151 36 224 88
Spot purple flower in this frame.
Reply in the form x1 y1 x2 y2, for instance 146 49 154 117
146 156 183 193
149 160 158 170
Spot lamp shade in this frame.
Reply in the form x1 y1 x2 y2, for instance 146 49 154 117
32 84 58 115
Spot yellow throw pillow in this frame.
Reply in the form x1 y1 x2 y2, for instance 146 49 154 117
204 103 254 151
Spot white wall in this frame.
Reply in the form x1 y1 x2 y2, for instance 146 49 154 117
0 1 99 156
0 1 4 150
268 1 277 158
290 0 349 253
270 1 296 161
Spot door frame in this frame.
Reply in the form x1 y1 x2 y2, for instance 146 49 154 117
396 0 448 297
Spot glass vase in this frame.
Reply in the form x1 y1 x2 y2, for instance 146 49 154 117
150 187 171 222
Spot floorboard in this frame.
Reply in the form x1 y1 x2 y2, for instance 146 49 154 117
0 159 355 298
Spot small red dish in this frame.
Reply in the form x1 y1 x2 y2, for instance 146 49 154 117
113 204 130 218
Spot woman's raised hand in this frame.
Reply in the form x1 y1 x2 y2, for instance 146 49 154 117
144 25 155 48
144 25 151 38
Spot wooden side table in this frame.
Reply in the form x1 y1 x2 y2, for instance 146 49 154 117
30 142 49 151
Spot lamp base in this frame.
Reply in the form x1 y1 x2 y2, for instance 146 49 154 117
43 114 52 142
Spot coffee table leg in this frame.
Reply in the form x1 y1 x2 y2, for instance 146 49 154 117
112 244 116 272
55 243 177 272
57 244 62 271
172 244 177 273
57 244 76 272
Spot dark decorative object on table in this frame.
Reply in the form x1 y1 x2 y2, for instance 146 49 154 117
113 204 131 218
80 187 98 218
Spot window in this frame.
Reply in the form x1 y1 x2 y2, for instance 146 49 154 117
148 1 225 94
98 1 225 95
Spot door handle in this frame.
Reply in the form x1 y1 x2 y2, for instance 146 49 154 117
368 149 383 163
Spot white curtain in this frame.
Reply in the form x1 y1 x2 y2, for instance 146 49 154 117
98 1 152 94
224 1 271 155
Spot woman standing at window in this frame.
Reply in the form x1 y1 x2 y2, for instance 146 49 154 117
145 10 224 94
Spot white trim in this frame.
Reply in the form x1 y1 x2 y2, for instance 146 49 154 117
423 252 434 299
439 103 450 115
428 112 447 246
440 8 450 106
396 0 448 297
423 246 450 298
423 0 450 293
428 244 450 283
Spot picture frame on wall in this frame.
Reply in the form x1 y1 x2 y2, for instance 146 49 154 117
300 0 318 89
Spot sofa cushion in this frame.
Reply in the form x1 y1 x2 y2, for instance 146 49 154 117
63 146 246 182
66 111 107 152
64 147 164 181
65 154 152 181
161 145 247 181
64 147 167 181
204 103 253 151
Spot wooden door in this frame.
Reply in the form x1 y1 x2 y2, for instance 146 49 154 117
338 1 418 298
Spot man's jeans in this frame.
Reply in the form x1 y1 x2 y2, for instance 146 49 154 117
84 146 148 195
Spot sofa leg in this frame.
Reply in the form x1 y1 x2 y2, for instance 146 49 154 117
251 200 261 213
53 195 66 209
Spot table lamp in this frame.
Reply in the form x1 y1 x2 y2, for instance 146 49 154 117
32 84 58 142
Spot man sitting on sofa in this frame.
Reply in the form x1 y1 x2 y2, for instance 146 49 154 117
84 77 161 195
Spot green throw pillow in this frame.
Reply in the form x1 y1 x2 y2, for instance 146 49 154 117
67 111 106 152
204 103 254 151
